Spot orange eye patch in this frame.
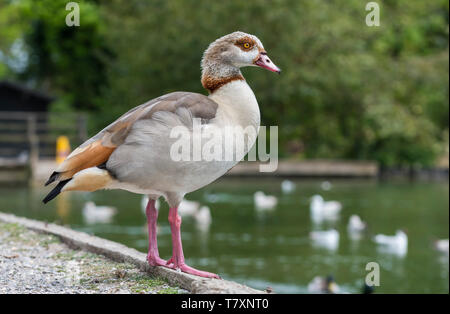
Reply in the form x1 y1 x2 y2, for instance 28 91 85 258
235 36 256 51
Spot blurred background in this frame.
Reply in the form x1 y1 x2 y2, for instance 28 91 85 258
0 0 448 293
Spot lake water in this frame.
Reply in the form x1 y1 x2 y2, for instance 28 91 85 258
0 178 448 293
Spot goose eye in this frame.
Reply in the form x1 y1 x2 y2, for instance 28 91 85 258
243 43 250 49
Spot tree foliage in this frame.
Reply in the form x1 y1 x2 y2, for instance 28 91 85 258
0 0 109 110
0 0 448 166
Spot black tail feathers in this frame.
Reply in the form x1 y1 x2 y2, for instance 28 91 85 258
45 171 60 186
42 179 71 204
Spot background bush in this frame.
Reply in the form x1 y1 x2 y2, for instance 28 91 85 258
0 0 448 166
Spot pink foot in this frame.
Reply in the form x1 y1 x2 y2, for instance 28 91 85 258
147 254 168 267
165 256 219 278
166 257 174 265
166 206 220 279
175 263 220 279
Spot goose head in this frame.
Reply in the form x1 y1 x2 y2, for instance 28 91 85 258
201 31 280 92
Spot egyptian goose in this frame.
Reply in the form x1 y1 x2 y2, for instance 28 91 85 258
42 32 280 278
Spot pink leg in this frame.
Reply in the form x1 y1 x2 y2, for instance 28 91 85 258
145 199 167 266
166 206 220 278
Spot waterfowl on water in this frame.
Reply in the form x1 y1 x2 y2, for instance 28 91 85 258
310 194 342 223
178 199 201 217
347 215 367 233
42 32 280 278
194 206 212 231
281 179 295 194
308 275 340 294
374 230 408 257
254 191 278 210
309 229 340 251
82 201 117 224
434 239 449 255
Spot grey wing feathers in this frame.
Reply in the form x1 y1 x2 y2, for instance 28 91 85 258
79 91 218 149
43 91 218 202
49 91 218 181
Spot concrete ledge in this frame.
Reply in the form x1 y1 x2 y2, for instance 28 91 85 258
228 160 379 177
0 158 29 184
0 212 264 294
31 159 379 185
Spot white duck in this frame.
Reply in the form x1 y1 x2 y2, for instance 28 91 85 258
194 206 212 231
178 200 212 229
347 215 367 233
42 31 280 278
434 239 449 255
178 199 201 217
310 195 342 222
374 230 408 257
82 201 117 224
254 191 278 210
309 229 340 251
281 180 296 194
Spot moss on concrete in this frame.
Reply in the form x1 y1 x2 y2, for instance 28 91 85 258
0 222 185 294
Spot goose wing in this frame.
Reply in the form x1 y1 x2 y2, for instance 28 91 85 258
45 92 218 184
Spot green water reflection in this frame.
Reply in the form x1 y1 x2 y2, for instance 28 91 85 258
0 178 448 293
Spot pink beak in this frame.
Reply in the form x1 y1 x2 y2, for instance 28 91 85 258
254 52 281 74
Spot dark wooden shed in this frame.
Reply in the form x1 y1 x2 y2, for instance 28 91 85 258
0 81 53 113
0 81 55 159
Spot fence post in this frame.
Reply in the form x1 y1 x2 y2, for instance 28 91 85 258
77 114 88 143
27 114 39 180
